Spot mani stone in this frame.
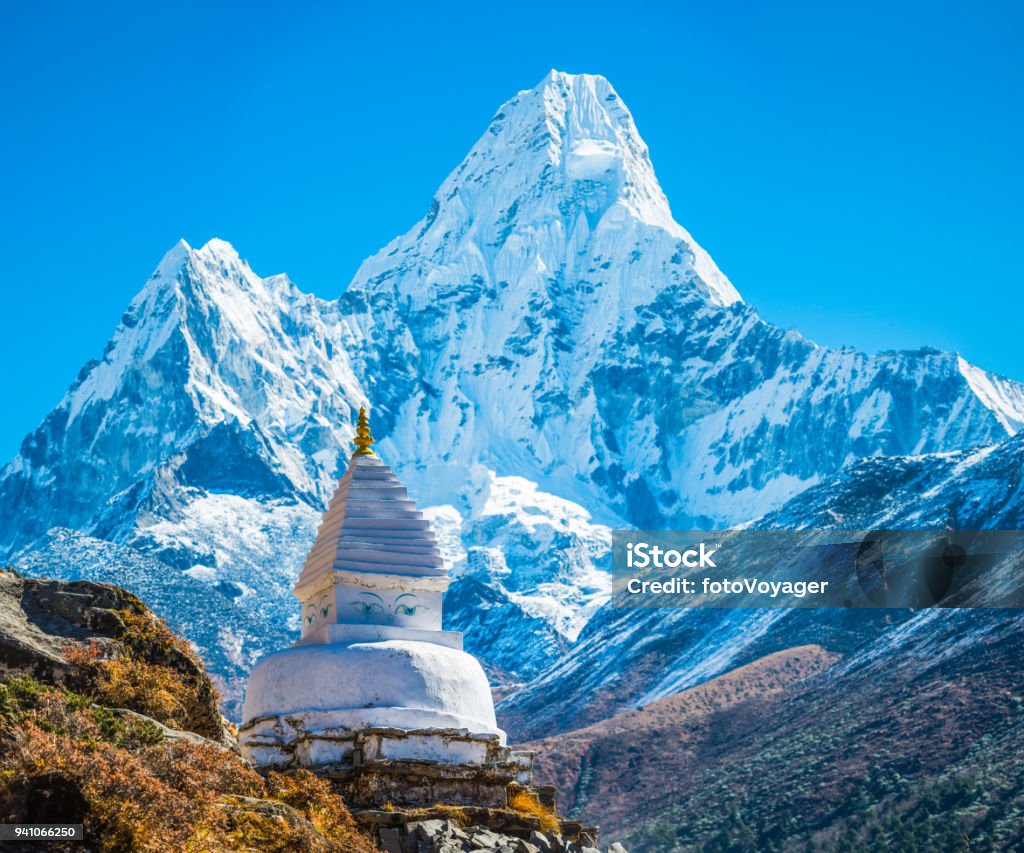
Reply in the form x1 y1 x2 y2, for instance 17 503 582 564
238 416 524 790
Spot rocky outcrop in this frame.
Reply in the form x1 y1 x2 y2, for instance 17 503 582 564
0 569 381 852
0 569 626 852
0 568 227 743
0 569 131 680
365 816 627 853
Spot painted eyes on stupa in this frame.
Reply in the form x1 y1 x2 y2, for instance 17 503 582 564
306 598 332 623
350 599 426 619
305 606 332 623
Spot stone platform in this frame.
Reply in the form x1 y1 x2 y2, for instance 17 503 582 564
304 727 533 809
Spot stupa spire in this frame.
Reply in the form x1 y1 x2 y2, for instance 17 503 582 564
352 405 375 457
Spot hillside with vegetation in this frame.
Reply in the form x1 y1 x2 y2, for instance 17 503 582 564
0 568 379 852
525 623 1024 852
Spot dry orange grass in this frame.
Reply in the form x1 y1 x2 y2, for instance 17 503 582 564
66 639 201 732
62 608 217 736
428 804 471 827
508 786 559 834
0 677 378 853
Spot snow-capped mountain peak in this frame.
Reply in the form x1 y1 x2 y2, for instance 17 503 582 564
5 70 1024 712
2 237 368 556
338 71 1023 527
358 70 739 312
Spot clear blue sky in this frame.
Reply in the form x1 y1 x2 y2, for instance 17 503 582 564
2 0 1023 463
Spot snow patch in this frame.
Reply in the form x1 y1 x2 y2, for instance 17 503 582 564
958 356 1024 434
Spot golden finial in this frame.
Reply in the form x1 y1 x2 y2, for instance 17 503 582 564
352 406 375 457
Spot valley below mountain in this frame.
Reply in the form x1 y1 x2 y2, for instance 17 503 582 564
526 623 1024 851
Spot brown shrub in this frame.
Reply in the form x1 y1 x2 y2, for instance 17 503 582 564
142 740 265 802
1 715 222 850
93 654 200 730
62 614 209 734
114 608 198 665
264 770 376 850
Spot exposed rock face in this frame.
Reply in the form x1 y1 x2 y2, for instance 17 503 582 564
365 815 623 853
0 568 226 744
0 570 119 681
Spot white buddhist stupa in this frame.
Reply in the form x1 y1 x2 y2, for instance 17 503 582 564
239 408 533 807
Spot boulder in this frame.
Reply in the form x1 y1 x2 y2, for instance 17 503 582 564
528 831 557 853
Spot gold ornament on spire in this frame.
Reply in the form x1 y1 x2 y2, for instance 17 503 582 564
352 406 375 457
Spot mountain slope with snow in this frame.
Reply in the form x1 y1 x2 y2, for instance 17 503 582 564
2 70 1023 709
338 71 1024 528
0 235 606 690
498 428 1024 740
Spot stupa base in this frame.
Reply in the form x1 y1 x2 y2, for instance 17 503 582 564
322 744 534 809
353 793 603 852
240 722 533 804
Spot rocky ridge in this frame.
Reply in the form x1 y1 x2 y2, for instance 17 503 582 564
372 818 628 853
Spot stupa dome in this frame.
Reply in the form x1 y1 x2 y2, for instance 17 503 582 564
242 639 499 735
